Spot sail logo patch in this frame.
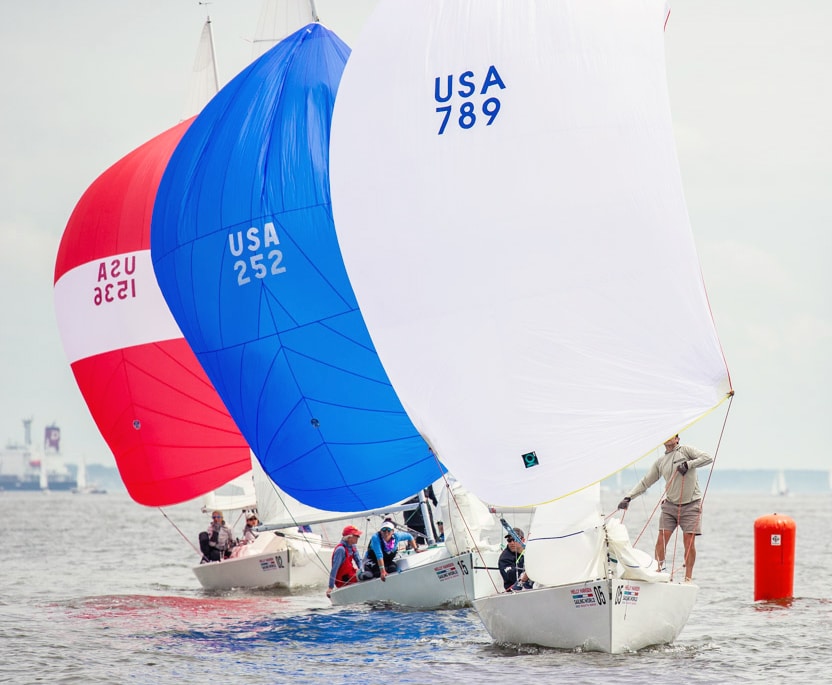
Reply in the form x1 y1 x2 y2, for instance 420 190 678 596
522 451 539 468
434 65 506 135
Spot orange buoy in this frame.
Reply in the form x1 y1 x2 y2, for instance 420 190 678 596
754 513 796 601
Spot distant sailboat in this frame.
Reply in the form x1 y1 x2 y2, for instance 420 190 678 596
771 470 789 497
72 455 107 495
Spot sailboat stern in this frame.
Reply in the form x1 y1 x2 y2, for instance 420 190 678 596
191 530 329 591
608 579 698 653
474 579 697 653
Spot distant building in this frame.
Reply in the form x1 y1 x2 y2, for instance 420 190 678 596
0 419 77 491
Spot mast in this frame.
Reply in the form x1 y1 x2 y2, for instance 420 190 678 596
206 15 220 95
181 15 222 120
418 490 436 546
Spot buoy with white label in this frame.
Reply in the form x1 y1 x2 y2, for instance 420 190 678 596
754 513 796 601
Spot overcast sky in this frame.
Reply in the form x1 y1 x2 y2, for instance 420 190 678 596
1 1 829 473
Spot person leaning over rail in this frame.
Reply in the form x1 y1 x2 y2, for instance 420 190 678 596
617 434 713 582
363 519 420 581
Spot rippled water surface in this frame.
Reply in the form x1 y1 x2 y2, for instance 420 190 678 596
1 491 829 684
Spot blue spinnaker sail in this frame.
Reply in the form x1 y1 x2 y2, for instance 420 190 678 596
151 24 442 511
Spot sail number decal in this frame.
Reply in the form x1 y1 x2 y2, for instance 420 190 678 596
229 221 287 286
93 257 137 305
434 65 506 135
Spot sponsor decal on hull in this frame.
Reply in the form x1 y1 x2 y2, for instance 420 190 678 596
571 586 598 608
434 562 460 582
619 583 640 605
259 554 285 572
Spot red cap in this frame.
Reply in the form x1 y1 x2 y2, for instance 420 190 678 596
342 525 362 537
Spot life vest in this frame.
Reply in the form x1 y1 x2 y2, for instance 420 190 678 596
332 541 359 587
366 531 398 568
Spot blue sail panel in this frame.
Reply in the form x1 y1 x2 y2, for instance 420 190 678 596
151 24 443 511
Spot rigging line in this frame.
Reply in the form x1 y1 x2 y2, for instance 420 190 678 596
429 447 503 600
681 392 734 575
447 479 502 600
158 507 202 556
699 392 733 510
258 477 332 575
631 467 680 547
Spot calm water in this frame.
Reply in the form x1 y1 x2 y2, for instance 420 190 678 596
1 490 829 684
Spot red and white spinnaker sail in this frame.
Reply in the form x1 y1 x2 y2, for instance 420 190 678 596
53 120 250 506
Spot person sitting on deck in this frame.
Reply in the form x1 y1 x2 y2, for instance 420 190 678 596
241 512 260 544
498 527 533 591
326 525 366 598
198 510 237 562
363 519 420 581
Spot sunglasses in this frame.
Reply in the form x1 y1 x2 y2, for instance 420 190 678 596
212 515 223 519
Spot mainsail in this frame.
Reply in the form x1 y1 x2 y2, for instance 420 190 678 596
329 0 732 507
151 24 443 512
53 121 251 506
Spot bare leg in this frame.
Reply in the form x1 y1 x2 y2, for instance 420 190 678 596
655 530 672 571
683 532 696 580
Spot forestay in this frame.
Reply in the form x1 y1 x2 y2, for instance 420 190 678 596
330 0 732 507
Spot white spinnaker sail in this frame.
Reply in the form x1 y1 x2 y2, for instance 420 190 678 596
330 0 731 507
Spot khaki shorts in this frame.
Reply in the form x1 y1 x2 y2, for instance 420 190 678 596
659 499 703 535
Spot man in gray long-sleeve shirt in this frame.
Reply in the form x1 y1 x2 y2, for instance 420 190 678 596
617 434 713 581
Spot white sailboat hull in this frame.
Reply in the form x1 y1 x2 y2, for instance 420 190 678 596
192 530 329 591
474 578 697 653
330 546 502 609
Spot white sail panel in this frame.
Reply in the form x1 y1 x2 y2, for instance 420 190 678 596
524 484 607 587
54 250 182 363
330 0 731 506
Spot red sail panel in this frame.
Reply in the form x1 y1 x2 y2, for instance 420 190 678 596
54 121 250 507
